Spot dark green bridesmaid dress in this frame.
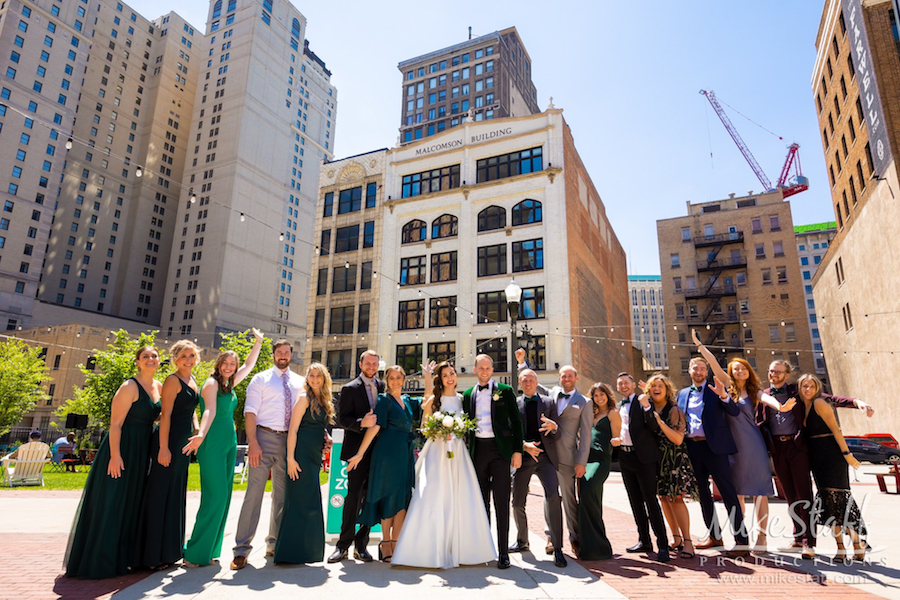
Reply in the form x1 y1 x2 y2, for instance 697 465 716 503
578 415 614 560
274 405 329 564
65 378 160 578
135 376 198 568
358 393 419 527
183 380 238 565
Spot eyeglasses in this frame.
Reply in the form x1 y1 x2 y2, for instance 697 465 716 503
768 370 787 375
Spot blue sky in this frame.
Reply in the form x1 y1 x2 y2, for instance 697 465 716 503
129 0 835 275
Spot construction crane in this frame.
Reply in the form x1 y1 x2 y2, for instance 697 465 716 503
700 89 809 198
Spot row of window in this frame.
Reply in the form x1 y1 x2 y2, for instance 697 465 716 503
400 200 542 245
630 288 662 307
322 182 377 217
398 238 544 283
394 286 545 331
320 222 375 254
404 48 494 82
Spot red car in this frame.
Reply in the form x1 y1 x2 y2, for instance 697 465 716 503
860 433 899 449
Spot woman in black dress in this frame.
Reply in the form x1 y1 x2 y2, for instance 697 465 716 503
799 374 866 561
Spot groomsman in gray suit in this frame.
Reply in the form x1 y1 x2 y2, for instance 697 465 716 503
548 365 592 557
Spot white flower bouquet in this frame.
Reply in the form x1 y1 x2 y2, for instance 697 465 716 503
420 410 478 458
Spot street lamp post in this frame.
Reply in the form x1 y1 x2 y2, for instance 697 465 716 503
504 279 523 387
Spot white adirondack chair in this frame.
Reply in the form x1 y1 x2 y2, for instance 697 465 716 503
2 442 51 486
234 444 248 485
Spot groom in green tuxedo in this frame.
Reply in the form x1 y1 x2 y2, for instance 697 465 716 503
462 354 523 570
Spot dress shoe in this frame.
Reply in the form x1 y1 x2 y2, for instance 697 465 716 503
657 547 670 563
545 538 554 555
508 541 530 553
725 548 750 559
626 542 652 553
497 553 511 569
695 537 723 550
327 548 348 563
354 548 374 562
230 555 248 570
553 549 568 568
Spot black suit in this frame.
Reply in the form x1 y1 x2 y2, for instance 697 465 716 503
337 374 384 552
618 394 668 550
512 393 563 550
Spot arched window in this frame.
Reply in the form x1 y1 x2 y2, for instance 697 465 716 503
431 214 458 239
477 205 506 232
512 199 542 226
402 219 427 244
212 0 222 18
227 0 236 12
291 18 301 39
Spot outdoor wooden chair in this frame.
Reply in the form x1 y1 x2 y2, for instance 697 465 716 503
2 443 51 486
234 445 248 485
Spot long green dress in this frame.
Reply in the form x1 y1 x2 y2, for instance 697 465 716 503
358 393 419 526
65 378 160 578
183 381 238 565
273 404 329 564
135 376 198 568
578 415 614 560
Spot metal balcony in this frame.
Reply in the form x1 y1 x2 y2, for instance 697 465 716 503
692 231 744 248
696 255 748 271
684 284 737 299
685 312 741 326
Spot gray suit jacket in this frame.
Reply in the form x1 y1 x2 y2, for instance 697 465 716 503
516 392 559 469
549 386 592 467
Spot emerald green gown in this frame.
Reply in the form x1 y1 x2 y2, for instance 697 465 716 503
183 381 238 565
135 376 199 568
578 415 614 560
273 405 329 564
65 378 160 578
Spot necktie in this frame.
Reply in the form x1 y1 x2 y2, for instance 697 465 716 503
690 385 702 392
478 384 490 392
282 371 292 430
366 381 376 410
771 387 785 395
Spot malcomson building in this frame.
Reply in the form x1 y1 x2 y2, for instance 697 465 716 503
811 0 900 435
657 191 816 381
306 107 632 388
397 27 539 145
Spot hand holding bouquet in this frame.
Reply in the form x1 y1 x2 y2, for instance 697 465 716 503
421 411 477 458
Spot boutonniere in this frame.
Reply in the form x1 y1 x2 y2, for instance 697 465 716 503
492 392 500 401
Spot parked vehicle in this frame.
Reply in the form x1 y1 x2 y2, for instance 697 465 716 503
859 433 899 449
845 437 900 464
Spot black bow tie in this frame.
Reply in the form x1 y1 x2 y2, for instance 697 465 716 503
690 385 703 392
525 395 539 403
559 393 571 400
478 384 490 392
770 387 786 395
622 396 632 405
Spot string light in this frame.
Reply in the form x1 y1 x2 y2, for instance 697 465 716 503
240 213 246 222
135 166 143 177
65 138 73 150
279 233 285 241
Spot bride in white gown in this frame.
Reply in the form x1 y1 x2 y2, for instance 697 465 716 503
392 362 497 568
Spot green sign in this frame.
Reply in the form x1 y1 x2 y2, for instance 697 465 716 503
325 429 379 534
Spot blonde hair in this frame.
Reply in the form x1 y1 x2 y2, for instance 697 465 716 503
169 339 200 362
797 373 823 400
306 363 335 424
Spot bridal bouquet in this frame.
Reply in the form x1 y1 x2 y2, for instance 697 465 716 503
421 411 478 458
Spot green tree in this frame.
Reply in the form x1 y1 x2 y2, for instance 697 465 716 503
215 330 273 432
0 338 50 435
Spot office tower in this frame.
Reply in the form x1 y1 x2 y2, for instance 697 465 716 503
794 221 836 379
397 27 538 145
628 275 668 372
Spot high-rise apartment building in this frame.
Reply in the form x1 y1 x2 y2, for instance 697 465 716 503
811 0 900 435
794 221 836 378
657 191 816 381
161 0 336 349
397 27 538 145
627 275 668 372
307 108 632 388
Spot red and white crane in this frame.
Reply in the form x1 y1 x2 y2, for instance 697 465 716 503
700 89 809 198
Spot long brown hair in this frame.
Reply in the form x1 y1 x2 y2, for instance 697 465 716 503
212 350 239 393
727 358 761 406
306 363 335 424
431 361 455 413
588 382 616 418
644 373 677 406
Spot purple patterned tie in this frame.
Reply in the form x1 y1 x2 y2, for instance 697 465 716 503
282 371 292 430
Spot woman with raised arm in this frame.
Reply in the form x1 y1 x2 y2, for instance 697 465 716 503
692 329 794 554
578 382 622 560
136 339 202 570
182 329 264 567
799 373 867 561
65 346 163 579
646 374 699 559
274 362 333 563
391 361 497 568
347 362 434 562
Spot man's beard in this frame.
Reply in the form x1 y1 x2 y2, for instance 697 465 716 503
275 358 291 369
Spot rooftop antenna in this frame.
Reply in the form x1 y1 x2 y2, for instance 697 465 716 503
469 26 472 40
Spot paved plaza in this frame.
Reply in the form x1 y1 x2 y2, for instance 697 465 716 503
3 471 900 600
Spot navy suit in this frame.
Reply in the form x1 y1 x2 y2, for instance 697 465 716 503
677 384 747 545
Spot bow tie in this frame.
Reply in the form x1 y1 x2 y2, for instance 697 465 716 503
525 395 540 403
690 385 703 392
770 387 786 395
621 396 632 405
478 384 490 392
559 393 571 400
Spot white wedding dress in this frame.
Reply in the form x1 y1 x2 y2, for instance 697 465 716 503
391 394 497 568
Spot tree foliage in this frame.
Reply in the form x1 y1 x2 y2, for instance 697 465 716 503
0 338 50 435
216 330 273 432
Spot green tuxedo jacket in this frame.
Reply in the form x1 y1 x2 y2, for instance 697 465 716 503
462 381 523 460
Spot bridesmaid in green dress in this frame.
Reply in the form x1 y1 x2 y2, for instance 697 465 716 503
135 340 200 570
578 382 622 561
65 346 163 579
274 362 335 564
182 329 264 567
347 364 432 563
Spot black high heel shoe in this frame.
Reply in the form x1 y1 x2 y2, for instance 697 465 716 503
379 540 394 563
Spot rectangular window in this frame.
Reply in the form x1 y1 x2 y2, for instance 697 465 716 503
329 306 354 334
773 240 784 257
478 244 507 277
477 291 507 323
396 344 423 375
769 324 781 343
334 225 359 253
358 303 370 333
769 215 781 231
326 349 352 380
476 337 507 373
365 182 377 208
520 286 545 319
401 164 461 198
670 253 680 268
512 239 543 272
776 266 788 283
337 186 362 214
430 296 457 327
428 342 456 365
313 309 325 335
398 300 425 330
360 261 373 290
751 217 762 233
842 303 854 332
761 268 772 285
322 191 333 217
681 227 691 241
316 268 328 295
476 147 543 183
363 221 375 248
400 256 427 285
319 229 331 255
430 251 457 282
332 264 357 293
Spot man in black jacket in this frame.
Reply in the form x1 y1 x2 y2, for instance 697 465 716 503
329 350 383 563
